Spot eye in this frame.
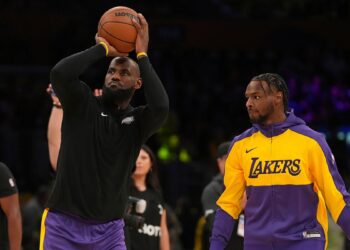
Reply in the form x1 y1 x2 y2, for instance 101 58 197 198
120 71 130 76
254 95 261 100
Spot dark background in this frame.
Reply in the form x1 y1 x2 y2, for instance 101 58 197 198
1 1 350 249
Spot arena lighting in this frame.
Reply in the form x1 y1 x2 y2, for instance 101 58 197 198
158 146 170 161
346 132 350 146
337 126 350 146
337 131 345 141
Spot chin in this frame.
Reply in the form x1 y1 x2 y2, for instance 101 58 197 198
248 115 257 123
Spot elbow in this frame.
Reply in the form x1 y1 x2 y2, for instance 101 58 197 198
159 103 170 116
157 104 170 125
50 62 73 88
50 66 65 87
158 96 170 115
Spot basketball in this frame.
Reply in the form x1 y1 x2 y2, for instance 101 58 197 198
98 6 138 53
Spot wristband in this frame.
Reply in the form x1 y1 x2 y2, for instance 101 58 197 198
53 103 62 109
99 42 109 56
136 52 148 59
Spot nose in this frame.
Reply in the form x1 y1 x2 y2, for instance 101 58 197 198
246 98 252 109
111 71 121 80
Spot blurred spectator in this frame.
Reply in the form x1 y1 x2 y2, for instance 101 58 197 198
21 185 50 250
0 162 22 250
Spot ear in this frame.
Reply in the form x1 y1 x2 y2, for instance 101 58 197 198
134 78 142 90
274 91 283 105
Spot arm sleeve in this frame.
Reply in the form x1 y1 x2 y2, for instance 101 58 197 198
137 57 169 140
209 209 235 250
216 143 246 219
309 136 350 239
210 142 245 249
50 44 106 111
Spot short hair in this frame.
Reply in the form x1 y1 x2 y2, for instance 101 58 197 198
111 56 140 76
216 141 231 159
251 73 289 112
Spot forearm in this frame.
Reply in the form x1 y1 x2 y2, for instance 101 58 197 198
138 56 169 115
8 210 22 250
47 106 63 171
337 206 350 239
210 208 235 250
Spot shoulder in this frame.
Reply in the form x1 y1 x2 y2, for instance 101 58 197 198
0 162 13 177
202 177 223 199
227 127 258 153
290 124 328 149
233 127 258 144
0 163 18 197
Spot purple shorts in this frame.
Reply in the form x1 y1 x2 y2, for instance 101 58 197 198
40 209 126 250
244 240 326 250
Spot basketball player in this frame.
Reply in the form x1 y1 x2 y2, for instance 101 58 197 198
0 162 22 250
210 73 350 250
40 13 169 249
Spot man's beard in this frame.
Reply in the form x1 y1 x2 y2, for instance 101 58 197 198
249 114 268 124
248 105 274 125
102 85 134 107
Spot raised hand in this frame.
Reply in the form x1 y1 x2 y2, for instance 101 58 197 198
95 34 128 57
132 13 149 54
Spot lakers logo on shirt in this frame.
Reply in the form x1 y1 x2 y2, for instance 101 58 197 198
248 157 301 178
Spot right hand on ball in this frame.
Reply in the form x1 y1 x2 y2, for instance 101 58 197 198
132 13 149 54
95 34 128 57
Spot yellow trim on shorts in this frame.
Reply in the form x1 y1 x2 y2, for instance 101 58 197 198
39 208 49 250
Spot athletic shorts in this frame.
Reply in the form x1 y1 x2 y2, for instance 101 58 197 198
244 239 326 250
40 209 126 250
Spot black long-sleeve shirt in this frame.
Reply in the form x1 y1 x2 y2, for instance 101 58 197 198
47 44 169 221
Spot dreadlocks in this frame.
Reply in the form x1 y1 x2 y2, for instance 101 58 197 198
251 73 289 112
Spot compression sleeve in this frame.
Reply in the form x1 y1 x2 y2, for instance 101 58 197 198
209 208 235 250
137 56 169 139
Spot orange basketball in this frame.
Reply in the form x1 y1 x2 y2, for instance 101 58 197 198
97 6 138 53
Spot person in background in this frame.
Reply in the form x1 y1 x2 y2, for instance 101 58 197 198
210 73 350 250
0 162 22 250
164 203 183 250
201 141 245 249
46 84 102 171
125 145 170 250
40 12 169 249
21 185 50 250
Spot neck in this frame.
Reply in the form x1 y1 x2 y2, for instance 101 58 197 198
262 111 286 126
132 175 147 191
114 99 130 110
